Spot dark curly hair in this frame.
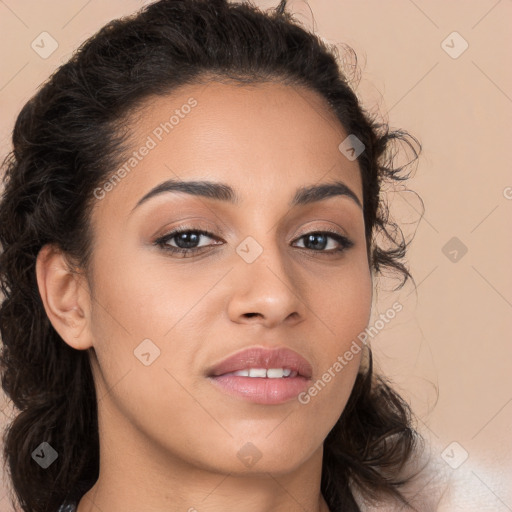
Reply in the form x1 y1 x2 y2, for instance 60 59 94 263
0 0 427 511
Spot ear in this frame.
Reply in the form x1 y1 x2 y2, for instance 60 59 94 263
35 243 94 350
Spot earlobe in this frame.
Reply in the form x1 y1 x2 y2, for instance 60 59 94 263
35 243 94 350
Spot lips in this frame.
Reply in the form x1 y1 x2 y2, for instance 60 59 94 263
207 346 313 379
207 346 313 405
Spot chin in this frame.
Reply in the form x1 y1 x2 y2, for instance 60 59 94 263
211 436 321 476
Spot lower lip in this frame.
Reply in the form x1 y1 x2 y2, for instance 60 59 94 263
208 375 310 404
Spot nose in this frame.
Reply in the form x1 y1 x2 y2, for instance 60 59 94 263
226 237 307 329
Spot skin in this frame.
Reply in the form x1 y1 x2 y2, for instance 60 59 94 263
36 81 373 512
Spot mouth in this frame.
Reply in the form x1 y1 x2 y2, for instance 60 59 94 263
220 368 299 378
207 346 313 405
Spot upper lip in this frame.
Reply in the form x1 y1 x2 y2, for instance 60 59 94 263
207 346 313 379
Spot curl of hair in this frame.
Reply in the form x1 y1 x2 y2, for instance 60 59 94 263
0 0 424 510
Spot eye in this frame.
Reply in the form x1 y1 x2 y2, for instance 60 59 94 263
154 228 222 258
154 227 354 258
293 230 354 254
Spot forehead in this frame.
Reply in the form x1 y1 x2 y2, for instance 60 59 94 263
92 81 363 219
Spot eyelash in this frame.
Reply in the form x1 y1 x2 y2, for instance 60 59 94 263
154 226 354 258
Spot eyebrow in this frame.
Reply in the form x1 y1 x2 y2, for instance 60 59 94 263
129 178 362 214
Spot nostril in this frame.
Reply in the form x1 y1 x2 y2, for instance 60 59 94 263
244 313 258 318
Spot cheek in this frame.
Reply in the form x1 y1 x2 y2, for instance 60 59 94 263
298 258 372 420
85 252 204 450
314 253 373 345
88 238 208 344
85 242 219 418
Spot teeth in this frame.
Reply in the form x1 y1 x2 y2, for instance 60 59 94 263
233 369 250 377
230 368 294 378
267 368 291 378
249 368 267 378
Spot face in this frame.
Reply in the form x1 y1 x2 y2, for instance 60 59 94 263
80 81 373 476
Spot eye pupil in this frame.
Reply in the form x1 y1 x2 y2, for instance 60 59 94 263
305 233 327 250
176 232 200 249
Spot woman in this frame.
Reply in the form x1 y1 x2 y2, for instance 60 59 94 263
0 0 444 510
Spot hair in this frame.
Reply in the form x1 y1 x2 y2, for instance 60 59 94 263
0 0 426 511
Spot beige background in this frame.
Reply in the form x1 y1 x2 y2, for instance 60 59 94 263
0 1 511 510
